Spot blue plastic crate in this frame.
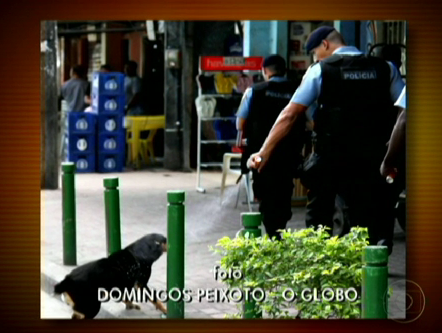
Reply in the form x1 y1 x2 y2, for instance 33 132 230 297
97 153 125 173
92 72 125 96
213 119 237 140
67 133 96 155
98 132 126 154
67 153 96 173
92 93 126 114
68 112 97 134
98 114 125 133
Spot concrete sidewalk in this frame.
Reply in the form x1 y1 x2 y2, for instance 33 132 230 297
41 169 406 319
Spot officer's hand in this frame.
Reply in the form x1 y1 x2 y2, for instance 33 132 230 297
380 161 397 178
247 152 268 173
247 153 260 169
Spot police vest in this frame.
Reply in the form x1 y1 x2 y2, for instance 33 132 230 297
315 54 397 163
242 78 304 173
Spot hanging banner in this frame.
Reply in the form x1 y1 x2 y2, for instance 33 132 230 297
200 56 264 71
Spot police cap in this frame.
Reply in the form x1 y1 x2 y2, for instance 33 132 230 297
262 54 286 70
305 26 336 53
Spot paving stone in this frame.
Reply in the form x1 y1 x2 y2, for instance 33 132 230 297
200 308 223 315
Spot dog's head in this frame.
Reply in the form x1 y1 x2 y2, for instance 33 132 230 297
128 233 167 262
150 233 168 253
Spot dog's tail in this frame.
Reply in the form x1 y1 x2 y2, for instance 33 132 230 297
53 278 71 294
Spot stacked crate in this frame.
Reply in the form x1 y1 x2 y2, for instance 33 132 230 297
92 72 126 173
67 112 97 173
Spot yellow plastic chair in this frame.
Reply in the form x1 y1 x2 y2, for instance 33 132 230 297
126 115 165 169
139 129 158 165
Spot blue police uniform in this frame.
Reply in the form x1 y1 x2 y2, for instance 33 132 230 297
290 46 405 111
237 76 288 119
238 76 318 122
394 86 406 109
294 44 405 254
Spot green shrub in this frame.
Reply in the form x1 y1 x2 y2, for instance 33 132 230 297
210 226 369 319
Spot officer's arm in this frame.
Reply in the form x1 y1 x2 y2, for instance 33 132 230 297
250 63 321 172
255 103 308 170
236 87 253 130
236 117 246 132
236 88 253 146
236 117 246 147
381 109 406 177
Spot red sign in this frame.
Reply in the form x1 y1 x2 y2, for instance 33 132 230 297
200 56 264 71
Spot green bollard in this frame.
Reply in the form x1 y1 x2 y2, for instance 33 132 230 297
362 245 389 318
240 212 263 319
61 162 77 266
104 178 122 256
167 191 185 319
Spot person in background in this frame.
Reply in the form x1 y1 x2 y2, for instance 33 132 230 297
84 64 112 112
236 54 305 240
60 65 88 161
61 65 88 112
124 60 145 116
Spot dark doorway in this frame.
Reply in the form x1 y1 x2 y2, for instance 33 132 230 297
142 36 165 157
121 39 130 67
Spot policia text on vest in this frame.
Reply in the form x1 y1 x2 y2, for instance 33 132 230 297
341 69 377 80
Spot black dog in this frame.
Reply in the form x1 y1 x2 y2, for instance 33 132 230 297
54 233 167 319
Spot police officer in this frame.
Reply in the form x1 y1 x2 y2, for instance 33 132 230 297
248 27 405 253
237 54 305 240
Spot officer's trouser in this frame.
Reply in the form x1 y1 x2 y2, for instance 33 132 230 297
305 159 400 248
253 170 294 241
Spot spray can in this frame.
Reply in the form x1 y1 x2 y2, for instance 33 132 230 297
386 171 397 184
